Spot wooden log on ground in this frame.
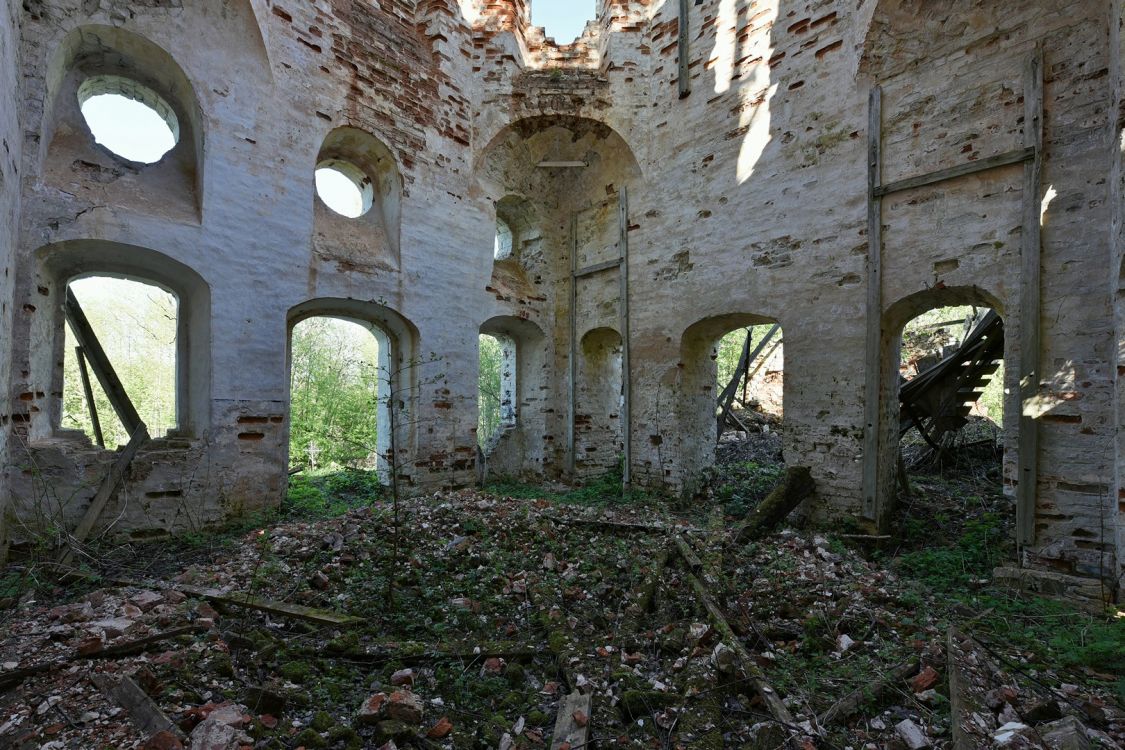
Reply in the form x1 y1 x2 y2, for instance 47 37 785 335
679 563 798 743
673 535 703 574
550 691 591 750
175 584 364 627
735 466 814 543
819 659 919 726
91 673 182 740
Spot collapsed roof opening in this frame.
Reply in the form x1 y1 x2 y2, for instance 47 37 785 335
77 75 179 164
531 0 596 43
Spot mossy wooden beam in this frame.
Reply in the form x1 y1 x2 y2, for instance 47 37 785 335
735 466 814 543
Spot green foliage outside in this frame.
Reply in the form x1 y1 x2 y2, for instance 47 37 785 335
478 334 502 448
285 468 383 520
289 317 380 469
715 324 778 392
62 277 177 449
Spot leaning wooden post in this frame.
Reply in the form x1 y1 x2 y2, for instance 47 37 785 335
75 346 105 448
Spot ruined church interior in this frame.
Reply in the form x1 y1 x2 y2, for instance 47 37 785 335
0 0 1123 747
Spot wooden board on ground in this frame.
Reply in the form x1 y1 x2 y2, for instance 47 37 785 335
176 584 364 627
550 691 591 750
91 673 181 739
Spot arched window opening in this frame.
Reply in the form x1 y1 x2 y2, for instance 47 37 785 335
531 0 596 42
494 218 514 261
315 159 374 219
709 322 786 516
897 305 1005 479
288 317 388 473
62 276 178 448
77 75 180 164
575 327 623 479
478 333 517 449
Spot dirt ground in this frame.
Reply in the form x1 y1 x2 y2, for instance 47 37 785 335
0 431 1121 750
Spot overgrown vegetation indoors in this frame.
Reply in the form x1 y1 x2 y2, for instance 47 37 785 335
2 309 1121 748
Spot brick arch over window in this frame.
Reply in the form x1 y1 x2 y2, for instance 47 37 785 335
286 298 419 479
40 25 205 219
31 240 212 441
875 285 1009 528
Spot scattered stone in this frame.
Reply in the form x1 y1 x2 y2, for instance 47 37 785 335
1040 716 1091 750
241 686 286 717
427 716 453 739
390 668 414 687
910 666 939 693
92 618 136 638
385 691 422 724
130 591 164 612
895 718 931 749
310 571 330 590
141 730 184 750
356 693 387 726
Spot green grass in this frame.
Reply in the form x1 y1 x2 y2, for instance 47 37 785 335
710 460 785 518
485 464 653 509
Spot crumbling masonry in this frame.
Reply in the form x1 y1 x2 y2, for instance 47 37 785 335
0 0 1122 604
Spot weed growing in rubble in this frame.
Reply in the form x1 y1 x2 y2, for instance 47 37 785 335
285 468 383 520
710 459 785 518
894 512 1006 591
485 464 652 508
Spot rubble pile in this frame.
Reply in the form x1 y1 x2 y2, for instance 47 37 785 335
0 487 1120 749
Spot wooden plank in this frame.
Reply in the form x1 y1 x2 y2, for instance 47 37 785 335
91 674 181 739
619 187 632 487
567 213 578 476
59 422 149 565
679 563 798 742
1016 49 1043 548
176 584 365 627
573 258 621 278
550 691 592 750
874 147 1034 197
75 346 105 448
677 0 691 98
861 85 883 520
64 287 143 435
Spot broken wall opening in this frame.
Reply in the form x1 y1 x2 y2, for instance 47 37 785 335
287 316 389 474
574 326 623 480
879 289 1014 551
62 276 178 449
478 316 548 480
679 314 786 505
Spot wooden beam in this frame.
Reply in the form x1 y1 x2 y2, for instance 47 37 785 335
679 562 798 741
58 422 149 565
568 213 578 476
75 346 105 448
573 258 621 278
91 674 181 740
677 0 691 98
1017 48 1044 547
176 584 365 626
861 85 883 520
874 147 1034 197
64 288 142 435
619 187 632 487
550 691 592 750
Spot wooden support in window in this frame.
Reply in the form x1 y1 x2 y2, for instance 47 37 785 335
567 214 578 476
677 0 691 99
75 346 105 448
716 324 780 441
861 85 883 520
619 187 632 488
1017 48 1043 548
58 422 149 566
64 287 143 436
